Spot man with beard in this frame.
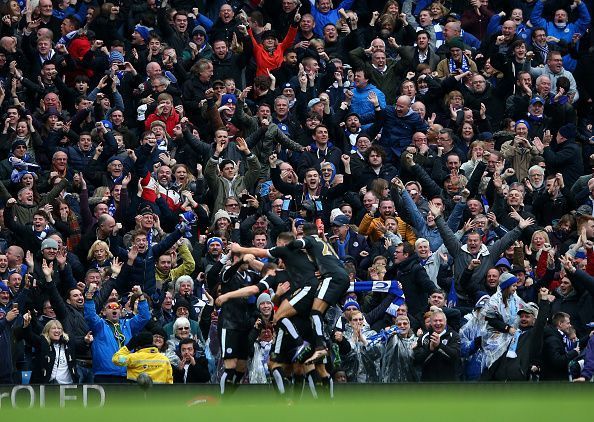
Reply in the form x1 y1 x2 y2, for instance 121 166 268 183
359 197 416 245
271 49 299 89
211 37 250 89
482 290 553 381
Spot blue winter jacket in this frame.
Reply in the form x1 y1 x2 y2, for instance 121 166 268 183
84 299 150 377
309 0 354 37
378 106 429 162
530 1 590 45
351 83 386 125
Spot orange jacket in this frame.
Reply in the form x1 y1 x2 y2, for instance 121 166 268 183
249 25 297 76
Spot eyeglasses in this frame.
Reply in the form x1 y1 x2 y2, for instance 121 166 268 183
177 326 190 331
105 303 121 310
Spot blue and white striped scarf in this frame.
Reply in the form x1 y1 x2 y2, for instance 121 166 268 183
434 24 445 48
347 280 406 316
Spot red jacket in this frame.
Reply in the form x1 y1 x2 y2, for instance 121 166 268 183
249 25 297 76
144 110 180 136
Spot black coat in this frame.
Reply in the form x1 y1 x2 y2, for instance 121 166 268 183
23 325 77 384
541 326 579 380
414 328 461 381
566 269 594 338
172 356 211 383
46 282 91 360
542 140 583 190
359 163 399 190
386 254 436 317
483 300 551 381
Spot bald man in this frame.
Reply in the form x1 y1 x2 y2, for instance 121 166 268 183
377 95 429 162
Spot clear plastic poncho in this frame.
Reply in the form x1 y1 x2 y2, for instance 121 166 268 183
380 330 419 383
481 289 526 368
247 340 272 384
459 311 488 380
342 323 383 383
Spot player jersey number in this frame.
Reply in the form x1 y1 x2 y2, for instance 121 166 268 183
315 237 339 258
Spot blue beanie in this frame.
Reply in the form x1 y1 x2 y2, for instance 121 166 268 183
206 237 223 248
134 25 151 42
342 299 360 311
109 51 124 64
221 94 237 105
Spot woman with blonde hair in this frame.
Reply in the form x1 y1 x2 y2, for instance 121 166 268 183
22 316 78 384
430 2 449 22
172 163 197 193
87 240 114 269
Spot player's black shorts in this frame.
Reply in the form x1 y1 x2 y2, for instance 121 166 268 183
287 284 316 315
220 328 250 360
270 316 312 364
316 275 350 306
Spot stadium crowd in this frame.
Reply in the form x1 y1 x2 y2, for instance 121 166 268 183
0 0 594 394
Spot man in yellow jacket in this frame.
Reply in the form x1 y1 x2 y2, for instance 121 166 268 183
112 332 173 384
359 198 416 244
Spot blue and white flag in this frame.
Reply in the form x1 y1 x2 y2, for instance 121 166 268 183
367 325 402 345
348 280 405 317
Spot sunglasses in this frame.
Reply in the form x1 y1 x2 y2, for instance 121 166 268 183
177 326 190 330
105 302 121 310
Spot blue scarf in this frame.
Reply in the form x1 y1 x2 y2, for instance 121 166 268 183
448 55 470 74
336 232 350 259
108 199 117 217
560 330 577 352
506 329 523 358
447 277 458 308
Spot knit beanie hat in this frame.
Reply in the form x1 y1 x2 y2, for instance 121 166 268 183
499 272 518 291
